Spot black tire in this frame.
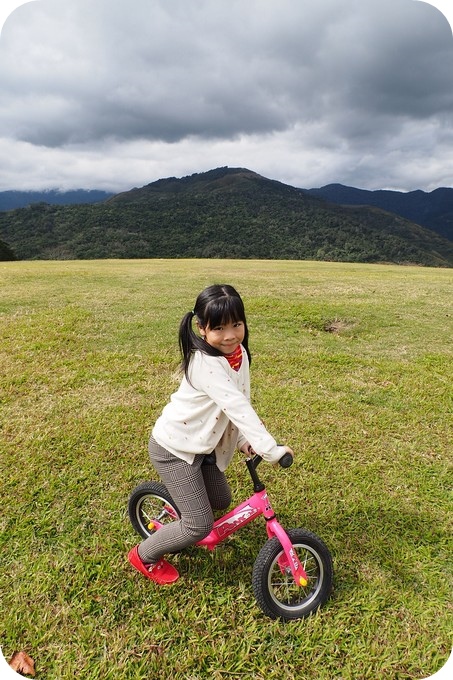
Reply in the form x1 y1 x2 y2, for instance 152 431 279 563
252 528 333 620
128 481 180 539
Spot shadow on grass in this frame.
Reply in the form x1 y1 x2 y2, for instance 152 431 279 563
313 501 450 605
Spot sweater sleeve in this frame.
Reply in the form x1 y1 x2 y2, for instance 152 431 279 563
188 351 282 463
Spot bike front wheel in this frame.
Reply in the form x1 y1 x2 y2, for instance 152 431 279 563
252 528 333 620
128 481 180 539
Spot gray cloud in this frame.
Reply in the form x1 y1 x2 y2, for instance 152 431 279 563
0 0 452 191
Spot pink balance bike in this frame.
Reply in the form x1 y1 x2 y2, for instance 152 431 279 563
128 451 333 620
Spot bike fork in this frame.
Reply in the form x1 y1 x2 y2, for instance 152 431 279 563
266 519 308 587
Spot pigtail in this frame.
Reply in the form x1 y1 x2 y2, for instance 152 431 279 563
179 312 195 378
179 311 207 381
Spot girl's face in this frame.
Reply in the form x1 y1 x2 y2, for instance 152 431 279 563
199 319 245 355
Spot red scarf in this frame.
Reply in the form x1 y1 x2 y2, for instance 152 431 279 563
225 345 242 371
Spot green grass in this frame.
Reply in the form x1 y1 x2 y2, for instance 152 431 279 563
0 259 452 679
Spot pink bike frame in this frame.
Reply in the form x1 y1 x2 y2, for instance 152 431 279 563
197 488 309 587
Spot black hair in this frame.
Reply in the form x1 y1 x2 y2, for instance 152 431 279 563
179 284 251 381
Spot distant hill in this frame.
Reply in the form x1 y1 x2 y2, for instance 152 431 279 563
307 184 453 242
0 189 114 211
1 167 452 266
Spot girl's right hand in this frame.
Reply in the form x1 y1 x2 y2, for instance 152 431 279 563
240 442 257 457
276 445 294 467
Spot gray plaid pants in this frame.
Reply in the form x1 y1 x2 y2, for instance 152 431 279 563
137 437 232 563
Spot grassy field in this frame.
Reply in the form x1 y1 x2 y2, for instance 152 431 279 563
0 259 451 679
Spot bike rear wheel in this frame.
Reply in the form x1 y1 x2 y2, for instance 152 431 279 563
128 481 180 539
252 528 333 620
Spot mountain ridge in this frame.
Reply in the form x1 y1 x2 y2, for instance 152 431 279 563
1 173 451 242
0 167 452 266
307 183 453 241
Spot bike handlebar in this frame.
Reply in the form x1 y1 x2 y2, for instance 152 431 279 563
252 451 293 469
278 451 293 468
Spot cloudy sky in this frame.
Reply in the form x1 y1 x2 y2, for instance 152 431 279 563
0 0 452 193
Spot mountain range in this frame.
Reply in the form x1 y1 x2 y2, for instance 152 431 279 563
0 167 452 266
306 184 452 242
0 189 114 212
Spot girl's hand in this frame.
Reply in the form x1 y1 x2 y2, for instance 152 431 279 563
275 445 294 467
240 442 257 457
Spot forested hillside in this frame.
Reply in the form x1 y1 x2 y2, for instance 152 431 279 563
1 168 452 266
0 238 16 261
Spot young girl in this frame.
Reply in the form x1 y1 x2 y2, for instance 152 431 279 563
128 284 293 584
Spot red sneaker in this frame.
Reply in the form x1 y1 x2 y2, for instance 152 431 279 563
128 545 179 584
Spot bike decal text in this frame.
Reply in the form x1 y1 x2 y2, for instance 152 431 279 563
215 504 259 538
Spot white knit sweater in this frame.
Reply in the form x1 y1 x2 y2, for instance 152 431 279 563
152 347 282 470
